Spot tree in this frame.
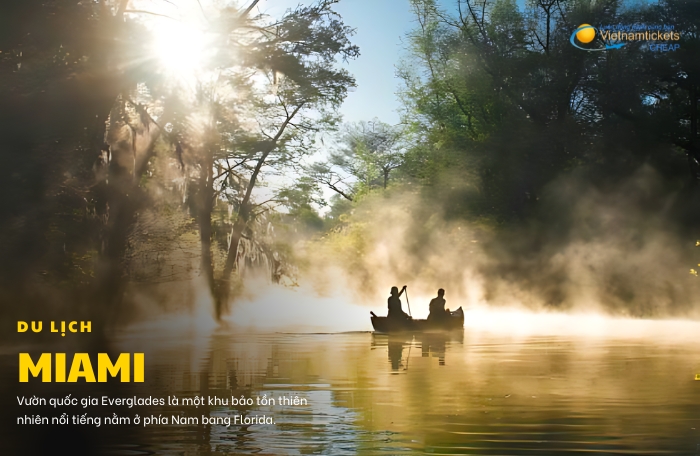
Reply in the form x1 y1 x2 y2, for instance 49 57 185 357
0 0 358 322
334 119 405 189
396 0 677 222
277 176 327 232
310 119 405 201
172 0 359 318
638 0 700 182
0 0 160 322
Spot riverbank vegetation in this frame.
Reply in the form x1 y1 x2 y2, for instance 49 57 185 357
2 0 700 327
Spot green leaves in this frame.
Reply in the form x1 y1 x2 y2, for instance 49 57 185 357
399 0 682 222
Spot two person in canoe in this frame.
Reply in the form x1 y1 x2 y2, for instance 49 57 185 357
387 286 450 321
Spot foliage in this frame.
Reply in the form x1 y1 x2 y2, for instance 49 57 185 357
0 0 358 320
393 0 697 224
308 119 406 202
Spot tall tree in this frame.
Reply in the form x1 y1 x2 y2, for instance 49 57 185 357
174 0 359 318
0 0 155 318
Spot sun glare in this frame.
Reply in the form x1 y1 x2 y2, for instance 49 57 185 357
150 18 214 86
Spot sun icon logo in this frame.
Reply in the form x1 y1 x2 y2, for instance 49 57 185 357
575 24 596 44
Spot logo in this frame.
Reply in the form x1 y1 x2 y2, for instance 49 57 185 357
570 23 681 52
570 24 626 51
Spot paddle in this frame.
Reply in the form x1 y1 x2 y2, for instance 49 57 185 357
404 285 412 317
404 338 412 371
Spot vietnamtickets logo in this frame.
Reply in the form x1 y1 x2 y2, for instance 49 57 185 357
571 23 681 52
570 24 625 51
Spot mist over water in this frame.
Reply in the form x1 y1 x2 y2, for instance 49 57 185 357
109 162 700 338
12 163 700 455
277 165 700 328
225 287 369 333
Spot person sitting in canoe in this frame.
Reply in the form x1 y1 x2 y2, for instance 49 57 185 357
388 285 411 320
427 288 450 322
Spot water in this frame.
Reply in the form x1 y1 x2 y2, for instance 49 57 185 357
5 311 700 455
106 320 700 456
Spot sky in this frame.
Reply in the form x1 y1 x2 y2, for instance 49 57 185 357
331 1 416 125
256 0 418 126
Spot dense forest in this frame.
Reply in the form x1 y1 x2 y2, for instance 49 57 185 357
2 0 700 331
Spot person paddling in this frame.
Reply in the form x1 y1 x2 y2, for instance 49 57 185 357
388 285 411 320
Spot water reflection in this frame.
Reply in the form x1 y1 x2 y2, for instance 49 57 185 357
371 331 465 370
417 331 464 366
105 325 700 455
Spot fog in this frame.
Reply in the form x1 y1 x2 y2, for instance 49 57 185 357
275 165 700 329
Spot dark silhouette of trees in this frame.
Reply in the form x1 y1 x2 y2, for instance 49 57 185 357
0 0 358 321
397 0 697 223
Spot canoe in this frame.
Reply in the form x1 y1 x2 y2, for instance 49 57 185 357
370 307 464 333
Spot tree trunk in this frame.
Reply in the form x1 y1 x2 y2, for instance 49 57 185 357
197 147 217 306
214 216 247 319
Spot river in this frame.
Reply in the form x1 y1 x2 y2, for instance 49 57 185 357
103 313 700 455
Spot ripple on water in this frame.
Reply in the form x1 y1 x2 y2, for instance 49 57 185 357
83 328 700 455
